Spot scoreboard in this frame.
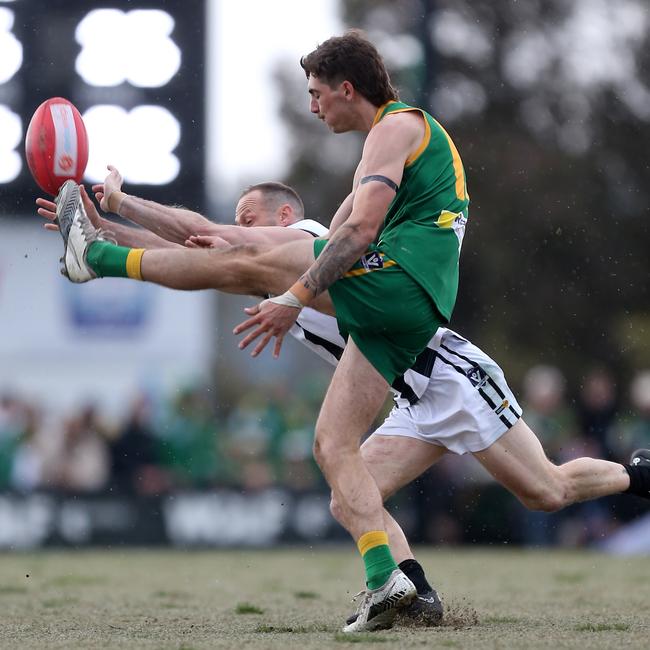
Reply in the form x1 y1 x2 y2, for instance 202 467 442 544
0 0 206 215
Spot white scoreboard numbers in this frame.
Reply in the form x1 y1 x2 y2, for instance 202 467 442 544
0 5 23 184
0 0 205 213
83 105 181 184
76 9 181 87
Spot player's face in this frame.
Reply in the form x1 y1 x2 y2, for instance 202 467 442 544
235 190 280 227
308 74 353 133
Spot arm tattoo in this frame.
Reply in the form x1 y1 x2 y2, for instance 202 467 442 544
360 174 399 192
299 223 365 296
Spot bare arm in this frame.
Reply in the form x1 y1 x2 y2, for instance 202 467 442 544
327 191 355 234
97 166 316 247
36 186 184 249
113 195 217 244
299 181 395 295
95 165 218 245
234 112 424 357
114 199 315 247
295 114 420 301
189 224 315 247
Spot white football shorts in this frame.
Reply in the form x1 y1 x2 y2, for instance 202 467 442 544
373 330 522 455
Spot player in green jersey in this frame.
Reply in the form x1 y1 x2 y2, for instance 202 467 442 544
235 31 471 630
52 30 472 631
53 31 650 634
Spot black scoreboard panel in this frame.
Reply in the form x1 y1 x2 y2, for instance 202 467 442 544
0 0 206 215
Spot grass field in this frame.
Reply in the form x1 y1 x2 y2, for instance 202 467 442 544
0 546 648 649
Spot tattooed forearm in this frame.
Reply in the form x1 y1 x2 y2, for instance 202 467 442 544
298 222 368 297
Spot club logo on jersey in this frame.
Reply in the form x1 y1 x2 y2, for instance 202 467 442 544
360 251 384 271
466 367 488 388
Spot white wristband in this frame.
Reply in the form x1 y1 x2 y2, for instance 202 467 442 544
107 190 127 215
267 290 304 310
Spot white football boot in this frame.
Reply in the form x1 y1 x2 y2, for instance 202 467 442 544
342 569 416 633
55 180 110 283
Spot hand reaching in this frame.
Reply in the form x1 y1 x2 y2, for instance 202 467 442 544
92 164 123 213
35 185 103 231
184 234 231 249
233 299 301 358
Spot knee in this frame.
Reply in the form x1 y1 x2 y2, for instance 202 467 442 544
519 483 568 513
312 431 330 471
329 491 344 523
313 424 345 471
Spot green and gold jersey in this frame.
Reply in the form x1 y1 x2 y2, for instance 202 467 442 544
373 100 469 321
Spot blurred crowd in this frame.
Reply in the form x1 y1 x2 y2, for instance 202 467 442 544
1 365 649 546
0 377 328 496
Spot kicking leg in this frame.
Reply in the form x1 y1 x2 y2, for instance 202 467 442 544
54 181 334 309
139 240 316 297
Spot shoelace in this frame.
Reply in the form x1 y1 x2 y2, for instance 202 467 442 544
95 227 117 245
350 589 371 615
79 211 117 245
74 198 117 245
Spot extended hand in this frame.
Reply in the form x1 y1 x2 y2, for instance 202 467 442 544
233 299 301 358
185 234 231 249
35 185 102 231
92 164 123 213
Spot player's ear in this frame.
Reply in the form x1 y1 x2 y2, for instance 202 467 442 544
341 80 354 99
279 204 293 225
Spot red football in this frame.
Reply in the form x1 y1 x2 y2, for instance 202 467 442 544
25 97 89 196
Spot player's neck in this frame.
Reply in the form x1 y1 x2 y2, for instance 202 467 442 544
359 100 381 132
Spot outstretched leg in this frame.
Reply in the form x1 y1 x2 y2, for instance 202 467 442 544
55 180 334 312
473 418 631 510
139 240 315 297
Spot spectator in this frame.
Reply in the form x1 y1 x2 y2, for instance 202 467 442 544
518 365 578 545
0 393 24 489
49 404 110 492
278 397 322 490
224 390 279 490
576 366 619 460
158 385 223 487
10 403 47 491
608 370 650 461
521 365 579 462
110 393 170 495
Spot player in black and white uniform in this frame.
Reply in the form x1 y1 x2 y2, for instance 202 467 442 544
288 218 521 461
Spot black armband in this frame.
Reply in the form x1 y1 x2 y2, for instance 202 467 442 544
360 175 399 192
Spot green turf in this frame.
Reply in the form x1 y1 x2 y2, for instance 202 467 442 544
0 547 647 649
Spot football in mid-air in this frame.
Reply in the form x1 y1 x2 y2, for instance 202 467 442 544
25 97 89 196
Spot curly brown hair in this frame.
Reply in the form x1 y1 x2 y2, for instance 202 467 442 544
300 30 398 107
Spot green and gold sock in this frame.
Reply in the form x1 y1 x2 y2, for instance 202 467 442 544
86 241 145 280
357 531 398 590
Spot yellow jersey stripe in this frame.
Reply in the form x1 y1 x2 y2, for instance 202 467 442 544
344 259 397 278
406 111 431 166
432 118 468 201
372 106 432 167
371 100 398 128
